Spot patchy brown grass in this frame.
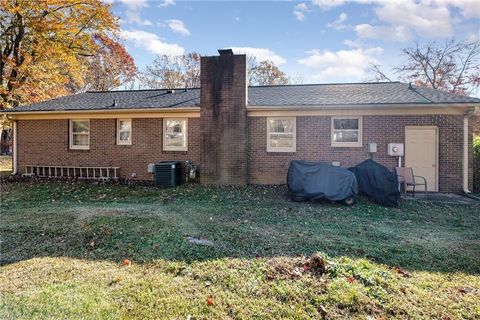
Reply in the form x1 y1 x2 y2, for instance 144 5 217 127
1 181 479 319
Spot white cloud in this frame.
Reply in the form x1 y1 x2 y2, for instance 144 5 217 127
308 0 476 41
123 10 152 26
230 47 287 65
296 2 309 11
312 0 345 10
121 29 184 56
119 0 148 10
293 2 310 21
343 39 363 48
118 0 152 26
355 24 411 42
327 12 348 30
374 1 453 38
294 10 306 21
165 19 190 36
436 0 480 19
159 0 176 7
298 47 383 82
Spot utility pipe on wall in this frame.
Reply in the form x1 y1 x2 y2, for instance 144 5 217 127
12 120 17 174
463 107 480 195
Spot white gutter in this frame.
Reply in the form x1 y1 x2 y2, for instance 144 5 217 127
247 103 480 111
12 120 17 174
3 106 201 116
463 106 480 194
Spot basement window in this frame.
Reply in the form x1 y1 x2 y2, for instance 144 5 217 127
163 118 188 151
331 116 362 147
267 117 296 152
117 119 132 145
69 119 90 150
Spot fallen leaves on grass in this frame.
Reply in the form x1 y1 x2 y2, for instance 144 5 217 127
304 253 327 275
207 297 214 306
267 253 330 280
457 287 476 294
394 267 412 278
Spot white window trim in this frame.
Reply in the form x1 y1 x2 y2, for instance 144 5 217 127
267 117 296 152
331 116 363 148
163 118 188 151
69 119 90 150
116 119 132 145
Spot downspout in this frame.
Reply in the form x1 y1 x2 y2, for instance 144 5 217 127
12 120 17 174
463 106 480 199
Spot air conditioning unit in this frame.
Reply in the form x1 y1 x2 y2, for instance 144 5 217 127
387 143 404 156
154 161 183 187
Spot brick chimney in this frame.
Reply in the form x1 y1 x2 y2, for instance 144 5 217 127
200 49 247 185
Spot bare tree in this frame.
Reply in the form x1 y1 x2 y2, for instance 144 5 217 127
368 38 480 95
141 53 295 89
140 53 200 89
78 34 137 92
248 58 289 86
367 63 393 82
287 73 305 85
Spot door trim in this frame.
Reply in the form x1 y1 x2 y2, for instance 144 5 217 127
405 126 439 192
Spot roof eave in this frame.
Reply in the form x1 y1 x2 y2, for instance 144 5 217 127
246 102 480 110
2 106 201 115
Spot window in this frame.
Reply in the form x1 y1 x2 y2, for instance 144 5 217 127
117 119 132 145
331 116 362 147
69 119 90 150
163 118 188 151
267 117 296 152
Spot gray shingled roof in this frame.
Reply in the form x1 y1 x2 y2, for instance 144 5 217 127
6 82 480 113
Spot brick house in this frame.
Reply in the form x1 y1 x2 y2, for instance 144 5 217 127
4 50 480 193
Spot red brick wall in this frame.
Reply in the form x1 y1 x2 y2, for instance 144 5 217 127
200 53 247 185
247 114 473 193
16 113 473 193
16 118 201 181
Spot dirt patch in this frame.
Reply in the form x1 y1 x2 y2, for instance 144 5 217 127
266 254 329 281
75 207 128 221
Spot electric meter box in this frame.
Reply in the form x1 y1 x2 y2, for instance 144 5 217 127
147 163 155 173
387 143 404 156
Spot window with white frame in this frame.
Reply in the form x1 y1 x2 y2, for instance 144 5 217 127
163 118 188 151
267 117 296 152
69 119 90 150
331 116 362 147
117 119 132 145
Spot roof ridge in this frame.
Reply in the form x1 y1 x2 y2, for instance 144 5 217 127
85 82 402 93
86 88 200 93
249 81 401 88
407 84 435 103
411 84 480 101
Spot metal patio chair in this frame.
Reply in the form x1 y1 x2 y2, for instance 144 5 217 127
395 167 428 199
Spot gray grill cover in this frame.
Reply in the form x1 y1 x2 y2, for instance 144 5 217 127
287 161 358 201
349 159 400 207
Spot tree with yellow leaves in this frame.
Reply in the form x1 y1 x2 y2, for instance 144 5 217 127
0 0 131 109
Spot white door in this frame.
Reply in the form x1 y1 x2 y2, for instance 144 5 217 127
405 126 438 192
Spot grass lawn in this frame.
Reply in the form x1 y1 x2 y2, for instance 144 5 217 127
1 181 479 319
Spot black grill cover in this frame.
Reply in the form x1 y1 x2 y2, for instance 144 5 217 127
349 159 400 207
287 161 358 201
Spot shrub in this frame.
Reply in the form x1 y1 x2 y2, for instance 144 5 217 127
474 135 480 192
